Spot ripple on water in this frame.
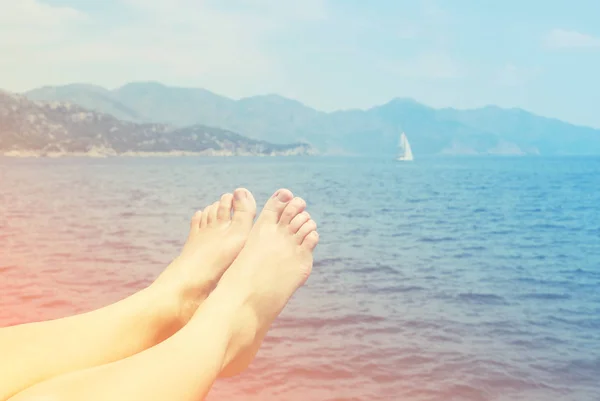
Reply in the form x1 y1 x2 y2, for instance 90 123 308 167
457 293 509 306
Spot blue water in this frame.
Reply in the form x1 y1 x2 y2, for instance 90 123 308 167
1 156 599 400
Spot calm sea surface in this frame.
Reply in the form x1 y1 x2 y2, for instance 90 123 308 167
1 156 599 401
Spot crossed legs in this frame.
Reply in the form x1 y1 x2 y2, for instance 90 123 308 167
1 188 319 401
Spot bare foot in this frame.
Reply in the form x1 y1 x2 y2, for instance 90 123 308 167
153 188 257 324
214 188 319 376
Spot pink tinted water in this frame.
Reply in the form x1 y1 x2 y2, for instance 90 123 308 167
1 157 600 401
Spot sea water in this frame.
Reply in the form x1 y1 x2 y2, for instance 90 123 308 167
1 156 599 401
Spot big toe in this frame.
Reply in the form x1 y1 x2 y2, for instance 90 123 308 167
257 189 294 224
232 188 257 230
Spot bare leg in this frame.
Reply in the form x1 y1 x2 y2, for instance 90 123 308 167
9 189 318 401
0 189 256 401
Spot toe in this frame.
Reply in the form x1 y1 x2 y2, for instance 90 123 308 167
288 211 311 234
190 210 203 233
295 219 317 244
200 205 210 227
232 188 257 230
279 197 307 226
217 193 234 221
256 188 294 224
207 201 219 225
302 231 320 251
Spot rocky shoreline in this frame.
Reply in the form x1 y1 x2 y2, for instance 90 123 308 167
2 148 317 158
0 90 315 158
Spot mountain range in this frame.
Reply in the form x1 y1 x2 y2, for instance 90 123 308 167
0 90 313 157
20 81 600 156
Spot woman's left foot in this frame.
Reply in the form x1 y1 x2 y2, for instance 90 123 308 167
153 188 257 324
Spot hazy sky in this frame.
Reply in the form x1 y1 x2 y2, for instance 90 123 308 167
1 0 600 127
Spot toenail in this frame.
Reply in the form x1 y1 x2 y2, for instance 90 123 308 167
277 191 289 201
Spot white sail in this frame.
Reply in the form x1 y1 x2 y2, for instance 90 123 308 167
397 132 414 161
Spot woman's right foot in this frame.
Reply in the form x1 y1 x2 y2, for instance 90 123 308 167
152 188 257 327
209 188 319 376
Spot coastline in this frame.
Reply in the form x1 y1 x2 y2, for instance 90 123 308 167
1 148 318 158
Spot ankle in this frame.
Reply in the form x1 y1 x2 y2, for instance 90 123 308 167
196 281 260 361
151 258 217 323
127 284 188 342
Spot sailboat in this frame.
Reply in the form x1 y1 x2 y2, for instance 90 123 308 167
396 132 414 161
